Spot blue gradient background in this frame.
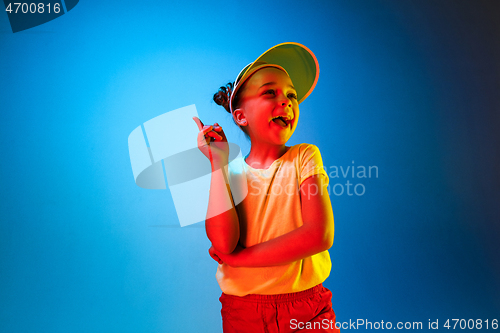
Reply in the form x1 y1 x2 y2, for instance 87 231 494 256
1 1 499 332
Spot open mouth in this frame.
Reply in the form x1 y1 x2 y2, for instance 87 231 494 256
271 116 290 128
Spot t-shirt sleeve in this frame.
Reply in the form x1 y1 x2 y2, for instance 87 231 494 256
299 144 329 186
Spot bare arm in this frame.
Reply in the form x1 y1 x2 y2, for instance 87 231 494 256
205 159 240 254
212 174 334 267
193 117 239 254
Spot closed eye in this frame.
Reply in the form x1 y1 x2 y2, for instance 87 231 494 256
263 89 275 95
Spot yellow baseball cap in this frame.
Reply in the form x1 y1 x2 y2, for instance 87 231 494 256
229 42 320 113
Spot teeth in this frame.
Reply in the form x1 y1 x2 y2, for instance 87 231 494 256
272 116 291 122
271 115 293 128
273 117 288 127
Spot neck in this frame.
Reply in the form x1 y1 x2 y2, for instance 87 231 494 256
246 141 288 169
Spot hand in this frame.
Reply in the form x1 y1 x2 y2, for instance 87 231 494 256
209 245 223 264
193 116 229 165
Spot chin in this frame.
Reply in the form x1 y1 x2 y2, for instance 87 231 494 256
272 134 293 146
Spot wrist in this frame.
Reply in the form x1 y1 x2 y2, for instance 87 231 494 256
230 245 247 267
211 157 229 171
218 244 246 268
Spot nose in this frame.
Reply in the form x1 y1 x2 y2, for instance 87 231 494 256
276 93 295 120
278 92 292 108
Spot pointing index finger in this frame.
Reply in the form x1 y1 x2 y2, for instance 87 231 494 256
192 116 204 130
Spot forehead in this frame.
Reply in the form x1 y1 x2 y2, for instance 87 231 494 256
243 67 294 91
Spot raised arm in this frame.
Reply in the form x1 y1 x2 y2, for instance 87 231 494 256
212 174 334 267
193 117 240 254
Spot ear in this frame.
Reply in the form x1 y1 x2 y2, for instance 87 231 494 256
233 108 248 126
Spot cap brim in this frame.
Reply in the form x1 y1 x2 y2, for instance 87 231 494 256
232 42 319 109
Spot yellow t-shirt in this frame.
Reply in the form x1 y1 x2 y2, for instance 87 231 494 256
216 143 332 296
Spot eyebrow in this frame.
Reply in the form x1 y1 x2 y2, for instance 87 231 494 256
259 82 296 90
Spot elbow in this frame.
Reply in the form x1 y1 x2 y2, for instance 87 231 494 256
324 215 335 249
319 222 334 251
314 228 333 251
217 248 233 255
322 233 334 250
307 227 334 253
213 240 237 255
209 233 238 255
205 217 240 254
304 220 334 253
317 235 333 252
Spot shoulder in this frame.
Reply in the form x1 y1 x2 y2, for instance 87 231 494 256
284 143 326 173
287 143 323 162
287 143 321 155
279 144 329 186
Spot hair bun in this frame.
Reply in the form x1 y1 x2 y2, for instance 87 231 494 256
213 82 234 113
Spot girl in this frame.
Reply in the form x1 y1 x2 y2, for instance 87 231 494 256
193 43 339 333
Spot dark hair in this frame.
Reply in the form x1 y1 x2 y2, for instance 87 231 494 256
213 82 234 113
213 81 249 137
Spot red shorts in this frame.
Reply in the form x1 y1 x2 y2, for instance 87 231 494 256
219 283 340 333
